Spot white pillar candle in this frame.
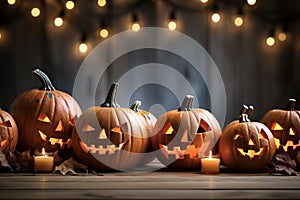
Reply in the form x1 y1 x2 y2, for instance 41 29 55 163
34 148 54 172
201 151 220 174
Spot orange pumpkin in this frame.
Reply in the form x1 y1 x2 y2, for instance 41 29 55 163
261 99 300 165
219 106 275 171
130 100 157 166
72 83 150 171
151 95 222 170
0 108 18 156
10 69 82 153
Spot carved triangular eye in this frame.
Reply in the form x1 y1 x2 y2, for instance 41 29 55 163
248 138 255 145
82 124 95 132
233 134 241 140
258 131 266 139
38 113 51 123
165 126 174 135
197 119 211 133
55 120 64 131
0 121 12 127
98 129 107 139
289 128 296 136
271 122 283 131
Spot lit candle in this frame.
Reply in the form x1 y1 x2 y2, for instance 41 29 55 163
201 151 220 174
34 148 54 172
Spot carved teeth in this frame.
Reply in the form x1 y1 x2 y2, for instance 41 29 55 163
237 147 264 159
159 144 200 159
83 141 128 155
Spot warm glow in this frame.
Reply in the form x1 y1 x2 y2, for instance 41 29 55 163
0 33 2 40
247 0 256 6
99 129 107 139
132 23 140 32
38 113 51 122
79 42 88 53
42 148 46 156
266 36 275 46
65 0 75 10
168 21 177 30
278 32 287 42
211 13 221 23
55 120 64 131
7 0 16 5
208 150 212 158
200 0 208 3
248 138 255 145
289 128 295 135
98 0 106 7
165 126 174 134
54 17 64 27
31 7 40 18
99 28 109 38
237 147 264 159
271 122 283 130
234 16 243 27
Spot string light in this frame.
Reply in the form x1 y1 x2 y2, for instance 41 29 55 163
131 13 140 32
54 11 65 27
278 25 287 42
65 1 75 10
98 0 106 7
168 11 177 30
99 21 109 38
7 0 16 5
234 7 244 27
79 34 88 53
211 5 221 23
200 0 208 4
266 29 275 47
247 0 256 6
31 7 41 18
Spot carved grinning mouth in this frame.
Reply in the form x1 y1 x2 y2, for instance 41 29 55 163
274 138 300 152
159 144 200 159
39 130 71 148
236 147 265 159
80 140 129 155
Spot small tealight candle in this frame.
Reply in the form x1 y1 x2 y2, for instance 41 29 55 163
201 150 220 174
34 148 54 172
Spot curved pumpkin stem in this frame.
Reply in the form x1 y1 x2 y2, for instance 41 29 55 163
178 95 194 111
130 100 141 112
246 105 254 122
32 69 55 91
239 105 248 115
100 82 120 108
285 98 296 111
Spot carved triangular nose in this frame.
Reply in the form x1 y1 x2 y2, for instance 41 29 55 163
55 120 64 131
99 129 107 140
248 138 255 145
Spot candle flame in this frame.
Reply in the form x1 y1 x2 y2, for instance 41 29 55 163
42 148 46 156
209 150 212 158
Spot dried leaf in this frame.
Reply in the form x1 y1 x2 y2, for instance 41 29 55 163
54 157 87 175
271 152 298 176
0 150 13 171
11 150 34 172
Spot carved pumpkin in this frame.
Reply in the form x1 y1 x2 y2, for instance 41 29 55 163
130 100 157 166
10 69 82 153
261 99 300 165
0 108 18 156
72 83 150 171
219 106 275 171
151 95 222 170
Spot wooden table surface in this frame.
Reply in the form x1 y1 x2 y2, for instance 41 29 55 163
0 160 299 200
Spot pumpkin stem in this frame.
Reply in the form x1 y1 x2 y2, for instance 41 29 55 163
246 105 254 122
178 95 194 111
285 98 296 111
130 100 141 112
239 105 248 115
239 113 249 123
100 82 120 108
32 69 55 91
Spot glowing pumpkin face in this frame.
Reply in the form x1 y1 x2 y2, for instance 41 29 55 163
261 99 300 165
10 69 82 153
152 95 222 170
72 83 150 171
219 107 276 171
0 109 18 156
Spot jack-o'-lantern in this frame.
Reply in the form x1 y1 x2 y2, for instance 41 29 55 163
219 106 275 171
72 83 150 171
261 99 300 165
0 108 18 156
10 69 82 153
130 100 157 166
151 95 222 170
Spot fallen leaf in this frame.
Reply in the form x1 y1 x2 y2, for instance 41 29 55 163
54 157 87 175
